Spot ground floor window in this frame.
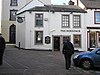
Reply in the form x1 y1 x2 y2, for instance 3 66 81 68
73 35 81 48
90 32 96 48
63 36 71 43
35 31 43 44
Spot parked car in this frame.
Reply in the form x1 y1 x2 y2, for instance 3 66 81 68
73 48 100 70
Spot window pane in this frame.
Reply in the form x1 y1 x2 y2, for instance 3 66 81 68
35 31 43 44
35 14 43 27
10 0 18 6
10 10 17 21
62 15 69 27
63 36 70 43
73 15 81 28
74 35 81 48
95 11 100 23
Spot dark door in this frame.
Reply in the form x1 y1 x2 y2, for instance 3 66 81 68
10 24 16 44
53 37 60 51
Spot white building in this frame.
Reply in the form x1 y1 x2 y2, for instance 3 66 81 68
1 0 51 43
77 0 100 50
0 0 2 33
16 0 86 51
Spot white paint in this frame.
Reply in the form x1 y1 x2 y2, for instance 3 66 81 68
16 11 86 51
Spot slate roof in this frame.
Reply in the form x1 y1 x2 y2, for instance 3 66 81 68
16 5 85 14
80 0 100 9
27 5 86 13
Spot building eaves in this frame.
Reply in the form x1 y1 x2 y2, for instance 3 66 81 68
26 5 87 13
80 0 100 9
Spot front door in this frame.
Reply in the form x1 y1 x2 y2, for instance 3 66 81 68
53 36 60 51
9 24 16 44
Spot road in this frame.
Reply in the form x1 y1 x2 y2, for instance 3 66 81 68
0 47 100 75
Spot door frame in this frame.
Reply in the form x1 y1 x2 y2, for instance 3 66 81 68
52 36 60 51
9 24 16 44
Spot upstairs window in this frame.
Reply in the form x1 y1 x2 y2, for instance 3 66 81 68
10 0 18 6
10 10 17 21
62 15 70 28
94 11 100 24
35 14 43 27
73 15 81 28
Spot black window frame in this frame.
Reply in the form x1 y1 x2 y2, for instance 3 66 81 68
35 13 43 27
94 11 100 24
73 15 81 28
10 10 17 21
73 34 81 48
62 15 70 28
35 31 43 44
10 0 18 6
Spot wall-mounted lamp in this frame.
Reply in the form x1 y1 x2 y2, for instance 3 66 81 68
17 16 25 23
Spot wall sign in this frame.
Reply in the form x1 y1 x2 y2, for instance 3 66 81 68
61 30 80 32
45 36 51 44
17 17 25 23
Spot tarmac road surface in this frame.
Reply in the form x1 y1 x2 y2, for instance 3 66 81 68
0 47 100 75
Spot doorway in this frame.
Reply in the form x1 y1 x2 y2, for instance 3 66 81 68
9 24 16 44
53 36 60 51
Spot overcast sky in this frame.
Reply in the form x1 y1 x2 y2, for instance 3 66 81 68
51 0 69 5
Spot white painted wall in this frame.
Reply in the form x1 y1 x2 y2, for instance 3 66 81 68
85 9 100 27
0 0 2 33
40 0 51 5
16 13 26 48
16 10 86 51
1 0 31 42
17 0 44 15
74 0 85 9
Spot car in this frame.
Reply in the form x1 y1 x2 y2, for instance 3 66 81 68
73 48 100 70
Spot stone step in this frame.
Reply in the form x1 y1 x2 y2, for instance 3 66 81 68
6 44 16 48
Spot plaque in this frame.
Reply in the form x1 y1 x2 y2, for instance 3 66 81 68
45 36 50 44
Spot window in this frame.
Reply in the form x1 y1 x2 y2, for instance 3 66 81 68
35 14 43 27
10 0 18 6
10 10 17 21
35 31 43 44
63 36 71 44
73 15 81 28
62 15 70 28
73 35 81 48
94 11 100 24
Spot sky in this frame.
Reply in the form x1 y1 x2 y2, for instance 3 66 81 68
51 0 69 5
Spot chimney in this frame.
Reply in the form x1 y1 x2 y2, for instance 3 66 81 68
68 0 75 5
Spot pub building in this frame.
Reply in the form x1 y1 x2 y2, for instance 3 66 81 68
16 0 100 51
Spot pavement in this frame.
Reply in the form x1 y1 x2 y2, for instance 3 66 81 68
0 45 100 75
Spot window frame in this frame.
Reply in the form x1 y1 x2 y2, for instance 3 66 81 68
63 36 71 44
10 10 18 21
35 13 43 27
94 11 100 24
35 31 43 45
61 15 70 28
73 15 81 28
10 0 18 6
73 34 81 48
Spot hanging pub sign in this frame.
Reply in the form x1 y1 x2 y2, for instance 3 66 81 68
45 36 51 44
17 16 25 23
